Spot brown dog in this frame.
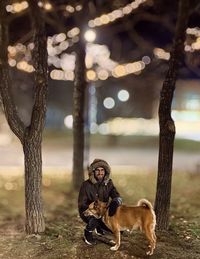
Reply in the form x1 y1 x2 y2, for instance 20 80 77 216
83 199 156 255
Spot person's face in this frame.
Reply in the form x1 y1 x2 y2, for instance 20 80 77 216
94 167 105 182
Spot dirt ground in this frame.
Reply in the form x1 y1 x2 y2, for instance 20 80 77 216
0 171 200 259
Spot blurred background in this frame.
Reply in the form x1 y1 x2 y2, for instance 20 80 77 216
0 0 200 173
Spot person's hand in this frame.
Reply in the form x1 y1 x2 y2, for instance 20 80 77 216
108 198 122 216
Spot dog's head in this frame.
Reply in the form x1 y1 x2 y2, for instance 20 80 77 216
83 200 108 219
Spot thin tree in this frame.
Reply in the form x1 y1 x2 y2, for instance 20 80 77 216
0 0 48 233
72 29 87 191
72 0 91 191
154 0 190 230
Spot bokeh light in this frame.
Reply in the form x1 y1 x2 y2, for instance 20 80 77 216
64 115 73 129
84 30 96 42
103 97 115 109
118 90 130 102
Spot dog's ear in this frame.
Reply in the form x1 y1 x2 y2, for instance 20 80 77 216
95 198 100 203
94 199 98 206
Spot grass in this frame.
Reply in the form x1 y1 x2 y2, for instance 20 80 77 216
0 169 200 259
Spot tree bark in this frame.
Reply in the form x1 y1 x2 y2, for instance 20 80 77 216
72 36 86 191
154 0 190 230
23 0 48 233
23 133 45 233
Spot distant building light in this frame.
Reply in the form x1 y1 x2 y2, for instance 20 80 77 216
90 122 98 134
64 115 73 128
103 97 115 109
172 110 200 122
118 90 129 102
185 99 200 110
98 123 109 135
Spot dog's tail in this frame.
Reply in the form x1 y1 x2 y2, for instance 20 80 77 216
137 199 156 227
137 199 153 210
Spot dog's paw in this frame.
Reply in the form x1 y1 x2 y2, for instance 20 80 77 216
110 240 116 244
110 245 119 251
146 250 153 256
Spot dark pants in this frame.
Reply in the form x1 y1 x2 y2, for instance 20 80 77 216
80 214 111 232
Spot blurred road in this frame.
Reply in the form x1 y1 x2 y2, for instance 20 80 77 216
0 143 199 172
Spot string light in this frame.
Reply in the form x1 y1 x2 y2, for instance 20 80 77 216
185 27 200 52
86 70 97 81
191 38 200 50
8 58 17 67
6 1 28 13
17 61 34 73
49 42 149 81
88 0 147 28
186 27 200 37
43 2 52 11
6 0 199 81
97 70 109 80
153 48 170 60
67 27 80 38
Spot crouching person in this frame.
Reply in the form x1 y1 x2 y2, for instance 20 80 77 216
78 158 122 245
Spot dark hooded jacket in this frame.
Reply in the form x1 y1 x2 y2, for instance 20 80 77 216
78 159 121 219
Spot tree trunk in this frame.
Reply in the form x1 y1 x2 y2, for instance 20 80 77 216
72 38 86 191
0 1 48 234
154 0 190 230
25 0 48 233
23 133 45 233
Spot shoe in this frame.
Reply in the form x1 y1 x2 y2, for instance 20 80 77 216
95 227 105 236
84 229 96 245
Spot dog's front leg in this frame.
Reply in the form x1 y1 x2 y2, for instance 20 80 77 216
110 230 120 251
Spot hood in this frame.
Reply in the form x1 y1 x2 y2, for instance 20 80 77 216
88 158 111 184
